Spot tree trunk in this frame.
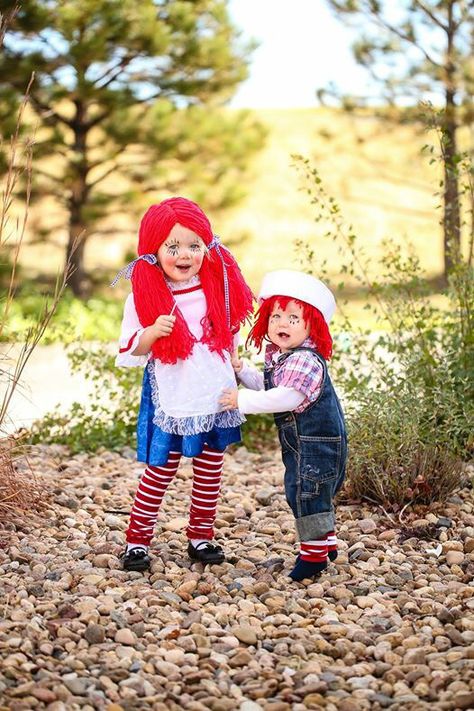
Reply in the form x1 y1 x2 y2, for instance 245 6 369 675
442 2 461 282
65 99 90 298
442 94 461 280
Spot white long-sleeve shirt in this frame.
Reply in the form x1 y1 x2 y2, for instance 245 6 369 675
237 360 306 415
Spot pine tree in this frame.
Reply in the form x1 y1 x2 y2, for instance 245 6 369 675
324 0 473 281
0 0 264 295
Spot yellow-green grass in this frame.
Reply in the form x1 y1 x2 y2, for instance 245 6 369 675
218 107 456 293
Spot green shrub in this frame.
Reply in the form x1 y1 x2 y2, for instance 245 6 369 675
335 250 474 462
240 413 278 452
3 288 123 344
292 137 473 508
345 380 464 507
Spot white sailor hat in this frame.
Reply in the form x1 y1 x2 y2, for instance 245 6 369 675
258 269 336 324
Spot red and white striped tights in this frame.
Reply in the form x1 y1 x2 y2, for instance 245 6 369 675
126 446 224 546
299 530 338 563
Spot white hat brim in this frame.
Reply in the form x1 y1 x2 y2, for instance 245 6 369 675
258 270 336 324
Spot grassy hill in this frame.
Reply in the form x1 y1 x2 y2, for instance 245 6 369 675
20 107 451 297
219 108 442 293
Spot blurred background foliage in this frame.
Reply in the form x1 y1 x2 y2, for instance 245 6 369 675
0 0 266 296
1 0 473 510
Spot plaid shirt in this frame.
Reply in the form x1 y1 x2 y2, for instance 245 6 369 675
264 339 324 414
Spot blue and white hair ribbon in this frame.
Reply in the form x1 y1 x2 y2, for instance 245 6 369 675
208 234 231 329
110 253 158 286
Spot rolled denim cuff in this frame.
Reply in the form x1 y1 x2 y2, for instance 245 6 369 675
295 510 335 541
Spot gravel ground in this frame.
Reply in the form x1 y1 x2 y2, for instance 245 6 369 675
1 444 473 711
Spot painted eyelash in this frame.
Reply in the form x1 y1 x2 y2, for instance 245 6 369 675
164 242 202 253
270 314 300 321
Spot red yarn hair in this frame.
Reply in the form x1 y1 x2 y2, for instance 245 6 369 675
247 295 333 360
131 197 254 364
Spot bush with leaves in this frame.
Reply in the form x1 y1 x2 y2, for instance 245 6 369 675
2 289 124 344
292 115 473 509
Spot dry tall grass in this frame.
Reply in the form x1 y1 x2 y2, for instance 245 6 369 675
0 10 75 540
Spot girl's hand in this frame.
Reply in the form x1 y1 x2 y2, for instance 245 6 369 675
219 388 238 411
154 314 176 338
231 351 243 373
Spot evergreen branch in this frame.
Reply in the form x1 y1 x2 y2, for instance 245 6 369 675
37 33 64 60
133 90 164 104
39 143 70 158
87 163 120 188
89 147 126 170
27 92 73 129
86 107 115 130
360 0 443 69
413 1 448 32
374 19 441 69
0 5 18 44
95 55 135 90
452 1 471 32
142 178 182 194
32 167 64 186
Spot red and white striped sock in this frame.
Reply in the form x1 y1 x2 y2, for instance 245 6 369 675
126 452 181 546
187 446 224 541
300 538 328 564
326 530 338 561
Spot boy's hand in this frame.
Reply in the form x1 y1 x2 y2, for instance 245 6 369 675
154 314 176 338
231 351 243 373
220 388 238 410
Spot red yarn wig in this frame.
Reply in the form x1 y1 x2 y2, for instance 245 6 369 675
247 295 333 360
131 197 254 364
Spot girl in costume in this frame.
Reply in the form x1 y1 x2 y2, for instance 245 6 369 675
220 270 347 581
114 197 253 571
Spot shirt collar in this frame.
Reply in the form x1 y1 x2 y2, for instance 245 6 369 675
266 337 315 364
165 274 201 293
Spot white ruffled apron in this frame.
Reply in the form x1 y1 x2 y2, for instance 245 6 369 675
153 343 237 418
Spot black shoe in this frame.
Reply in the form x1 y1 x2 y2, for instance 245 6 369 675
289 555 327 582
121 547 151 572
187 541 225 565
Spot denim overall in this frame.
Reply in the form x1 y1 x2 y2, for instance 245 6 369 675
264 347 347 542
